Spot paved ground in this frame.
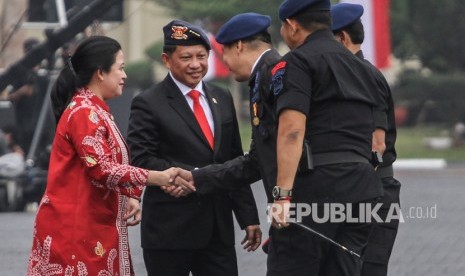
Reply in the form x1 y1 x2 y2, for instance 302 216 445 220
1 165 465 275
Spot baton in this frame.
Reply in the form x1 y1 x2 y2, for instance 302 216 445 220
290 222 361 259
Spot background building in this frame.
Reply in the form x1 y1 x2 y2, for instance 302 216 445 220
0 0 172 68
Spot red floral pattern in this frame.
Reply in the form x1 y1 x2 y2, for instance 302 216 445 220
28 88 148 275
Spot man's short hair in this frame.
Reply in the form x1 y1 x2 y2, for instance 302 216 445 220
334 20 365 44
223 31 272 49
163 45 178 55
293 9 331 32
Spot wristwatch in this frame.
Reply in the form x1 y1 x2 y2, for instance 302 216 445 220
272 186 293 201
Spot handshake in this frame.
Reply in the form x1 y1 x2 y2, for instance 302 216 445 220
156 167 197 198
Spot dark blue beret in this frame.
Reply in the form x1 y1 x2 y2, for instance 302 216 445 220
331 3 364 31
216 13 271 45
163 19 211 50
279 0 330 21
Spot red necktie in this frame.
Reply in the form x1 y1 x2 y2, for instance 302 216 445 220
188 90 214 149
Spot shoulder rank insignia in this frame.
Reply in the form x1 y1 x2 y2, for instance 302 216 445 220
270 61 287 96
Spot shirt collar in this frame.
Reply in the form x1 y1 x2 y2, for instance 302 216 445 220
355 50 364 59
303 28 334 45
251 49 272 74
77 87 110 113
169 72 205 97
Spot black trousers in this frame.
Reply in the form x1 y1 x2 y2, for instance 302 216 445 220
266 201 374 276
361 177 401 276
143 239 238 276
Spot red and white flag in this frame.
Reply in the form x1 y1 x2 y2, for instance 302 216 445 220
339 0 391 69
204 33 230 81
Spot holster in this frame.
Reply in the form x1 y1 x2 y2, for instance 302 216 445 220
298 140 314 173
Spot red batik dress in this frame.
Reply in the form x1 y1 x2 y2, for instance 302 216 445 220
28 88 149 276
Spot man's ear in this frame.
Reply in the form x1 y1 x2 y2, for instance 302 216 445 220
341 31 352 46
286 18 299 35
340 31 347 42
236 40 244 54
161 53 170 70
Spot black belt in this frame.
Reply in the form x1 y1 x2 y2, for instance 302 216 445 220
312 151 369 167
376 165 394 178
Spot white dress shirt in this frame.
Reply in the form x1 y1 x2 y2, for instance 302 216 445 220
169 73 215 134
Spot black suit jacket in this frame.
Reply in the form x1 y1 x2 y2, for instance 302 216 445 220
126 74 259 250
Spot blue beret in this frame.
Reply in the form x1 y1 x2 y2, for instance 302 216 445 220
163 19 211 51
331 3 364 31
279 0 330 21
216 13 271 45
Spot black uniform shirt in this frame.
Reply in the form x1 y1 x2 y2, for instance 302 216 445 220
356 50 397 167
273 29 379 159
271 29 383 203
248 49 282 200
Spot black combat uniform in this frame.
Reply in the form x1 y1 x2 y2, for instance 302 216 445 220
268 29 383 276
193 49 282 201
357 50 401 276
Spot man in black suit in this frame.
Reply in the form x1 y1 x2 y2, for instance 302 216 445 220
169 12 282 255
126 20 261 276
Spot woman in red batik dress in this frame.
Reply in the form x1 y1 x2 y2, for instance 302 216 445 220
27 36 193 276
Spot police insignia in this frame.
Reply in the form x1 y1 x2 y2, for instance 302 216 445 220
188 29 201 38
270 61 287 96
171 26 188 40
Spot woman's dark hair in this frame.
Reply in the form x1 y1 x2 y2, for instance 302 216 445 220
51 36 121 123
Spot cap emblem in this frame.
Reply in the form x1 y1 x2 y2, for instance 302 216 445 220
171 26 188 40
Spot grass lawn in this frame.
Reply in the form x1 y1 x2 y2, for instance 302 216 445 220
239 121 253 151
238 122 465 162
396 127 465 162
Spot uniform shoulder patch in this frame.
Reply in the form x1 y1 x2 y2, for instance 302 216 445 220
270 61 287 96
271 61 287 75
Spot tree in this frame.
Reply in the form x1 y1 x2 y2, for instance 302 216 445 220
152 0 280 28
390 0 416 60
151 0 340 42
391 0 465 73
151 0 283 41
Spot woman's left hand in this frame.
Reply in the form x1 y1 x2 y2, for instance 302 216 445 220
124 197 141 226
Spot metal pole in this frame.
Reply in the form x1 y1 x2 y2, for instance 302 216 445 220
290 222 362 259
0 0 122 92
55 0 68 27
25 71 58 164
